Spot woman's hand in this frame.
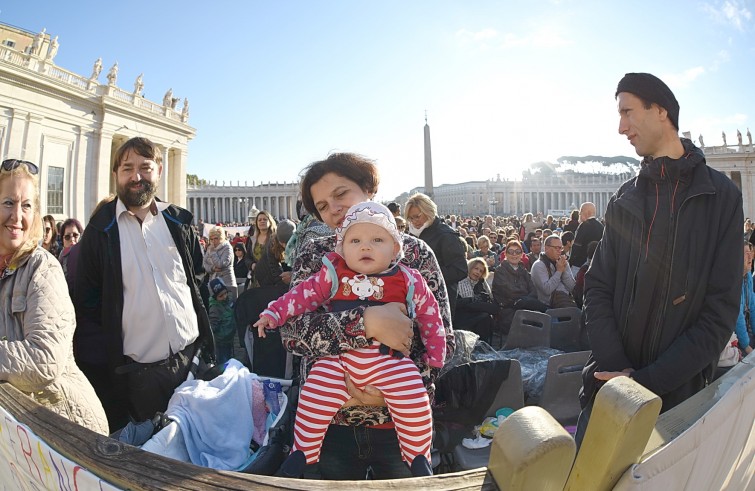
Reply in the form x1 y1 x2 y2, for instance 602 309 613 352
341 373 387 408
280 271 292 284
363 302 413 355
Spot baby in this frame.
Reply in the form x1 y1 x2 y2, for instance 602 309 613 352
254 201 446 477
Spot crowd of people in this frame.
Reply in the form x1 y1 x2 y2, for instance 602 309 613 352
0 72 752 481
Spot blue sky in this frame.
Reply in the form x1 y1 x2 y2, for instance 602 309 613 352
2 1 754 201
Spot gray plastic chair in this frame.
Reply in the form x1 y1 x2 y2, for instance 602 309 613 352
539 350 591 425
546 307 583 352
502 310 551 350
452 359 525 471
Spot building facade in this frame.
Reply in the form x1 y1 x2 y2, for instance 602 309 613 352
186 181 299 224
0 23 194 222
411 172 632 218
702 139 755 220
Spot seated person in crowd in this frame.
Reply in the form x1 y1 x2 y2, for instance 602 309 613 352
717 241 755 380
492 239 549 335
473 235 499 270
525 237 541 272
736 241 755 355
455 258 498 344
531 235 577 308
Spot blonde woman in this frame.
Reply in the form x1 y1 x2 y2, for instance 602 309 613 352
455 257 497 344
0 159 107 434
245 210 277 289
405 193 467 316
203 226 237 299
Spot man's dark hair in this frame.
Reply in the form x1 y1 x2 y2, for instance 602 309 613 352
387 202 400 214
544 235 561 248
112 137 162 172
561 231 575 245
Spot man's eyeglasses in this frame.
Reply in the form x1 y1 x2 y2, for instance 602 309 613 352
64 233 80 241
546 244 564 250
506 249 523 255
1 159 39 175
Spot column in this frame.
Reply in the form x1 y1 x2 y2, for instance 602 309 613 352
173 149 187 207
6 109 29 160
93 128 115 217
160 147 170 202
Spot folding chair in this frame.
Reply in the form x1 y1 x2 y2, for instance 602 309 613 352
539 351 590 426
502 310 551 350
546 307 583 352
451 359 525 471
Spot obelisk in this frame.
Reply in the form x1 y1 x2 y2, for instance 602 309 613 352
424 112 434 199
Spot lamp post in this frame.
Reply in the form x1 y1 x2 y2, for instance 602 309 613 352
488 198 498 216
248 204 260 224
458 199 465 218
238 198 247 224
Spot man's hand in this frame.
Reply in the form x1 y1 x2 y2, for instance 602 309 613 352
594 368 634 381
555 254 568 272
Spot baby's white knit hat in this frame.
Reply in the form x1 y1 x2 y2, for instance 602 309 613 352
335 201 403 261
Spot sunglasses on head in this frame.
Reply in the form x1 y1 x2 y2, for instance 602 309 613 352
1 159 39 175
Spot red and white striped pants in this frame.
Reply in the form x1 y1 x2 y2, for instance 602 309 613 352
293 342 432 465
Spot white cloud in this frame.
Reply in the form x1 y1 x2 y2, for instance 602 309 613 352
664 66 706 89
702 0 753 30
709 49 731 70
456 27 569 50
687 113 750 146
456 28 499 47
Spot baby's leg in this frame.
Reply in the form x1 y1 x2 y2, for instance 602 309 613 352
292 356 350 464
343 350 432 465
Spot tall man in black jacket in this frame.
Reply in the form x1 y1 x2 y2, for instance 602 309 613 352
575 73 742 446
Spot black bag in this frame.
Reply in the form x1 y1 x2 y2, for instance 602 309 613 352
240 384 297 475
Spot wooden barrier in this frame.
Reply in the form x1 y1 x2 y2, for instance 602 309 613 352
0 382 495 490
488 406 576 490
564 377 661 491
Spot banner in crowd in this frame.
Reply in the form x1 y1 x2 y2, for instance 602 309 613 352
0 405 120 491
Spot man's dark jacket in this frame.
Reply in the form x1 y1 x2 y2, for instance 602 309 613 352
569 217 604 268
73 199 215 424
582 139 742 411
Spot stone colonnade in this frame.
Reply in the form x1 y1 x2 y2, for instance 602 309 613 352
187 184 299 224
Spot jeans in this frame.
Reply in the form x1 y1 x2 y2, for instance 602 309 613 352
318 424 413 480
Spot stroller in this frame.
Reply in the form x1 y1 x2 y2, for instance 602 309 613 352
132 358 298 476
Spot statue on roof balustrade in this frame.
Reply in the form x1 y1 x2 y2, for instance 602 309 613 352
106 62 118 86
90 58 102 80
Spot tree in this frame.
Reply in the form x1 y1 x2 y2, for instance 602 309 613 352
186 174 207 186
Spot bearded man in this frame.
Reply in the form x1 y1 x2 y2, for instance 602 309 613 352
74 137 214 432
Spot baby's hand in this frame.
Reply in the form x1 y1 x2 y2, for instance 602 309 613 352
253 317 274 338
